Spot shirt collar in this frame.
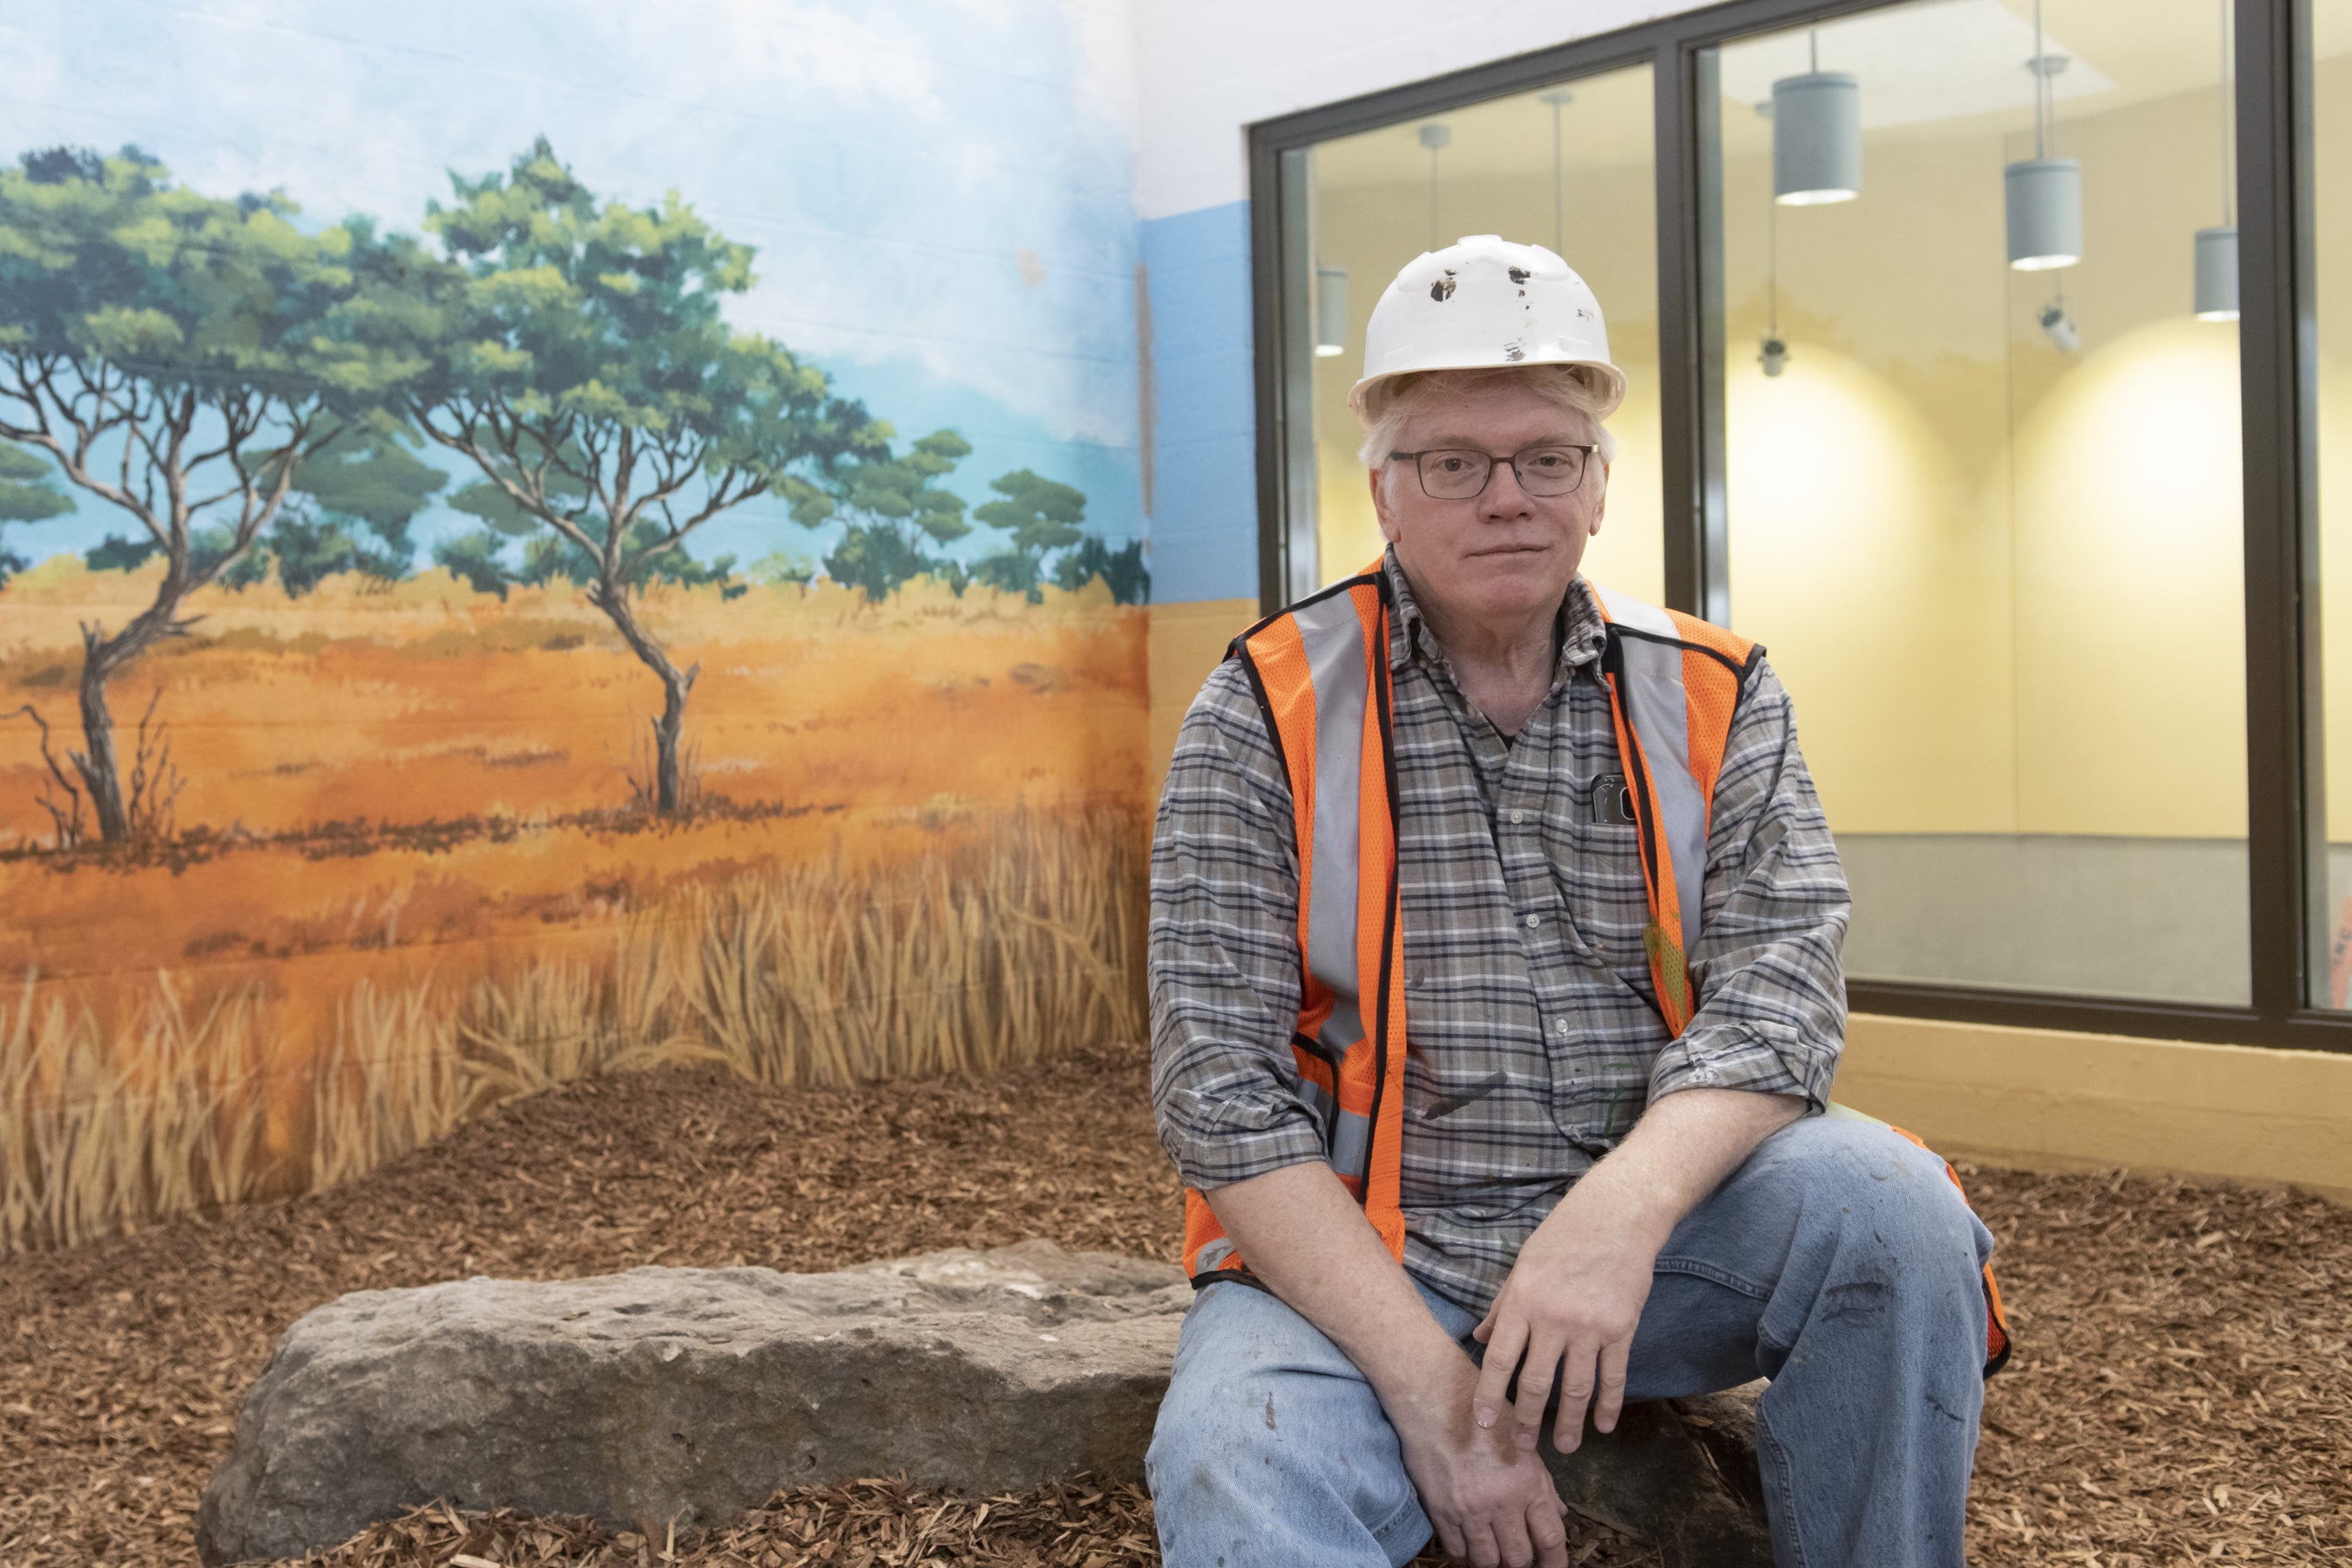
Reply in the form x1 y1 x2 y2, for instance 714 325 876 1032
1378 544 1610 679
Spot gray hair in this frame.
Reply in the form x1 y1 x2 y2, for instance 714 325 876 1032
1355 363 1619 475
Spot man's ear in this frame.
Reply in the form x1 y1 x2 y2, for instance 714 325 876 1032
1370 463 1403 544
1589 462 1610 537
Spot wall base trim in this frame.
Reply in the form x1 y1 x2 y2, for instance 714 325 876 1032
1834 1013 2352 1204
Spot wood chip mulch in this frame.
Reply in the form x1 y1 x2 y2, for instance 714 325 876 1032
3 1042 2348 1566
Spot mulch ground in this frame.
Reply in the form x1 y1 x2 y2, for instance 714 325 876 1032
3 1041 2348 1566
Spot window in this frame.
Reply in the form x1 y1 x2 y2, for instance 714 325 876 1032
1705 2 2248 1004
2310 1 2352 1006
1256 0 2351 1047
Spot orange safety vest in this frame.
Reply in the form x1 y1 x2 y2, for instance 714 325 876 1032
1179 563 2012 1379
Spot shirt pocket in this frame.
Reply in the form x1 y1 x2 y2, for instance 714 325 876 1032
1557 818 1655 991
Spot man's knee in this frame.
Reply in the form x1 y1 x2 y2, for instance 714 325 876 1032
1752 1113 1994 1321
1146 1282 1350 1502
1146 1282 1423 1563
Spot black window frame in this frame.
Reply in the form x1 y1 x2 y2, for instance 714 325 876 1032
1248 0 2342 1053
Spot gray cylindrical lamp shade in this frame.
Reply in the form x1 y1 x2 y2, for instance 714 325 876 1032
2005 157 2083 271
1315 266 1348 356
2194 226 2239 321
1772 71 1862 206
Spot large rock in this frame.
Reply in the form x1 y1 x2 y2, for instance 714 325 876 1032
1542 1383 1773 1567
198 1240 1190 1566
198 1241 1771 1566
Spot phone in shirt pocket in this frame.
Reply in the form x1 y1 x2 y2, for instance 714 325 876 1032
1587 774 1638 826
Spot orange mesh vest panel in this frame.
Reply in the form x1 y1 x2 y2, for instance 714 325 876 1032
1178 566 2012 1379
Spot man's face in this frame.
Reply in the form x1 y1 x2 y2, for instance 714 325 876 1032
1369 377 1608 633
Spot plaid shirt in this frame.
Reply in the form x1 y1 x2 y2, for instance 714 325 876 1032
1147 550 1850 1313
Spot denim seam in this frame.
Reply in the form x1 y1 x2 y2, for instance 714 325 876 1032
1652 1254 1774 1301
1366 1488 1429 1558
1756 1403 1815 1568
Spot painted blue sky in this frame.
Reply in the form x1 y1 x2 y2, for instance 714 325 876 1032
0 0 1142 579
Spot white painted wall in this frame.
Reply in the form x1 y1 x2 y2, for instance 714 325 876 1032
1135 0 1702 220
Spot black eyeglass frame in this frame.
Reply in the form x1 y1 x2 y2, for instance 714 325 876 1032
1386 443 1603 499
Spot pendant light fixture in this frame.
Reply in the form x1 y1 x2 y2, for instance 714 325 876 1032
1543 87 1577 253
1315 266 1348 357
1419 122 1451 250
2195 0 2239 321
1761 197 1790 376
2006 0 2082 271
1772 31 1862 206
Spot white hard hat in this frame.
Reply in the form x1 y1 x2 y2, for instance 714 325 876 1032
1348 235 1625 422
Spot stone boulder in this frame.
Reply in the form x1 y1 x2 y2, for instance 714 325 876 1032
1542 1382 1773 1567
198 1240 1189 1566
198 1240 1771 1566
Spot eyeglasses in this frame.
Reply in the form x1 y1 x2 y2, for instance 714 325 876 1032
1388 443 1599 500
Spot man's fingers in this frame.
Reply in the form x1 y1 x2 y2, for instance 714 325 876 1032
1550 1340 1600 1454
1463 1517 1504 1568
1527 1491 1571 1568
1472 1303 1497 1344
1592 1338 1632 1435
1510 1332 1566 1450
1433 1512 1469 1564
1491 1507 1539 1568
1472 1309 1529 1431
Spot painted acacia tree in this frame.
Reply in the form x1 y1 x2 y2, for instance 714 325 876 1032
787 429 975 604
406 139 884 813
0 146 411 842
241 431 447 596
971 469 1086 604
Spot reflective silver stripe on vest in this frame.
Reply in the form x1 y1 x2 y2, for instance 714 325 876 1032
1593 585 1709 946
1293 590 1371 1056
1288 588 1380 1184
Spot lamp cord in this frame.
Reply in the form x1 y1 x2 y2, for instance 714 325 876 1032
1429 145 1440 250
2220 0 2233 226
1551 99 1565 254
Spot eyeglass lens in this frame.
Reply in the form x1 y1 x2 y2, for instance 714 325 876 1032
1416 446 1588 499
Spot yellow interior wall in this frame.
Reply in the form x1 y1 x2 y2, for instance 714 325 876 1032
1716 78 2272 838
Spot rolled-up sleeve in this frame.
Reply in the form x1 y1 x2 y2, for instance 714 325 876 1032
1646 657 1850 1112
1148 661 1330 1191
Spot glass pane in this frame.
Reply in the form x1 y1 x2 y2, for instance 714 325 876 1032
1707 1 2247 1004
1296 64 1664 600
2315 1 2352 1004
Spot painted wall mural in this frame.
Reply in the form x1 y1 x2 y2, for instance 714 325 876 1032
0 1 1149 1254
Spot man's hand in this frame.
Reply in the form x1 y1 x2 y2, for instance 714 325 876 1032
1389 1356 1572 1568
1201 1163 1571 1566
1470 1088 1809 1455
1470 1176 1664 1454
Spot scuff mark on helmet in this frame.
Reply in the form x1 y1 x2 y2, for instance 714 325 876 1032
1507 267 1531 284
1429 272 1457 302
1502 340 1526 362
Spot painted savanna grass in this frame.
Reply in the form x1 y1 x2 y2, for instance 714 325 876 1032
1 808 1144 1254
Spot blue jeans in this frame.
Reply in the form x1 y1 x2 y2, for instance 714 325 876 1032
1146 1112 1997 1568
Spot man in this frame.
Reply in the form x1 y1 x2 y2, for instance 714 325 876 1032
1145 235 2005 1568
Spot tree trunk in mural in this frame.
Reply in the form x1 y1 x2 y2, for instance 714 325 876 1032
593 577 700 814
0 384 314 843
0 146 394 845
73 597 186 843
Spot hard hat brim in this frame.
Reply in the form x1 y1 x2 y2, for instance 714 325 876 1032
1347 357 1628 427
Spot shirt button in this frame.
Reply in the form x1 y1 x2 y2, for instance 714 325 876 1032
1510 808 1526 825
1524 913 1540 928
1553 1018 1569 1037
